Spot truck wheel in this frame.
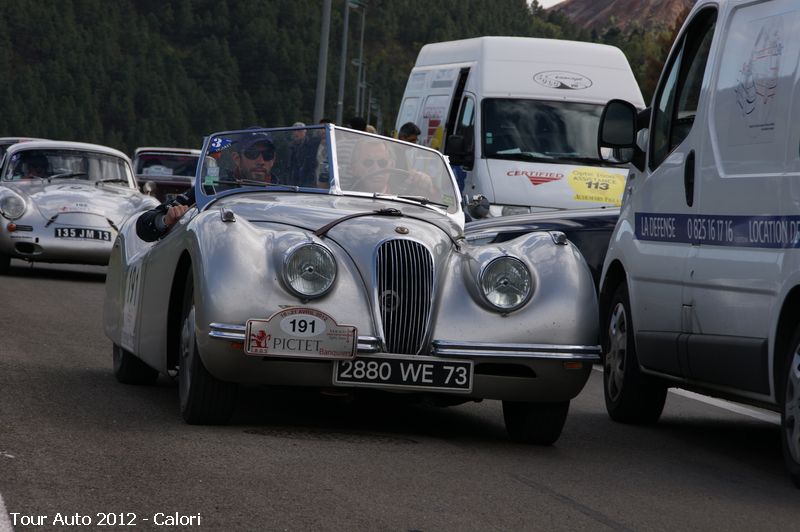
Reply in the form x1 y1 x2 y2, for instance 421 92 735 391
502 400 569 445
178 270 237 424
603 282 666 423
781 326 800 488
113 343 158 384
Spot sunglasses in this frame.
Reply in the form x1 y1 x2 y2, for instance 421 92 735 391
361 158 390 169
242 148 275 161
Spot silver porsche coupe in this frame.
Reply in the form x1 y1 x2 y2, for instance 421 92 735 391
103 125 600 444
0 140 159 273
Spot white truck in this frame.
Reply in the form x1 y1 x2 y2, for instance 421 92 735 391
395 36 644 218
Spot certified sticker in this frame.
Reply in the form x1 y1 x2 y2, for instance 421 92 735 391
567 168 626 206
245 308 357 359
533 71 593 90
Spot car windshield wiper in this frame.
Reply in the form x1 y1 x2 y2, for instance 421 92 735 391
488 153 555 163
95 178 129 186
396 195 449 209
209 178 300 191
49 172 88 181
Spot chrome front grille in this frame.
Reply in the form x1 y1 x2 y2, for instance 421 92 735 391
376 239 434 354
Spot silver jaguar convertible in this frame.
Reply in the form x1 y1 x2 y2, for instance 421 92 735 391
0 140 159 273
104 125 600 444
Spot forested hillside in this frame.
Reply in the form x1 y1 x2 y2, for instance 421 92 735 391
0 0 682 154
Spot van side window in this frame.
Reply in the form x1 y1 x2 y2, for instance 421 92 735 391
650 8 717 170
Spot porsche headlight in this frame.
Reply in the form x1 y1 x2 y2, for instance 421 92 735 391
479 256 532 311
283 243 337 298
0 193 26 220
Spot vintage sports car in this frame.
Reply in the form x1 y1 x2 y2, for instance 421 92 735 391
0 137 48 164
133 146 202 202
104 125 600 444
0 140 159 273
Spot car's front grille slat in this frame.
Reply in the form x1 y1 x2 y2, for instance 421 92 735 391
376 239 434 355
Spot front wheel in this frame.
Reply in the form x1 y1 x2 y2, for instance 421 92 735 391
781 326 800 487
178 271 237 424
113 343 159 385
502 400 569 445
603 282 667 423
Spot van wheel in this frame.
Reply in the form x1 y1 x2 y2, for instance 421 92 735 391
781 326 800 487
178 270 237 424
113 343 158 385
502 401 569 445
603 282 666 423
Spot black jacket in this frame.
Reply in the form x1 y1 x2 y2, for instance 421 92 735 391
135 188 195 242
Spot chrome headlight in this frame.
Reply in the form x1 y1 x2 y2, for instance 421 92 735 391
0 193 26 220
479 256 532 311
283 243 337 298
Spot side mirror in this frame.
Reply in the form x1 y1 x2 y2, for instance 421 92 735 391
445 134 474 168
598 99 639 165
467 194 490 219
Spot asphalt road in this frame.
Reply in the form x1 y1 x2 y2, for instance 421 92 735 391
1 259 799 532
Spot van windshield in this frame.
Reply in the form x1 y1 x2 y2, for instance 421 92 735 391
482 99 604 163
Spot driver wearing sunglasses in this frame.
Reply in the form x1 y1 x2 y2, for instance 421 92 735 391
230 133 277 184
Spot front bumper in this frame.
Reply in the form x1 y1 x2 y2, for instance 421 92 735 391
206 323 599 402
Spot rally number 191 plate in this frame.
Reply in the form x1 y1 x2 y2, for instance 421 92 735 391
245 308 357 360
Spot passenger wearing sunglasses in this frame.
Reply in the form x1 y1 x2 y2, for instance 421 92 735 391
347 138 395 194
136 133 278 242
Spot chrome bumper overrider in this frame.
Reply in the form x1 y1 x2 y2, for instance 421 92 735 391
208 323 600 362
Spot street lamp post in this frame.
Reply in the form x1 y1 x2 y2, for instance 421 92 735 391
335 0 351 125
313 0 332 124
355 4 365 116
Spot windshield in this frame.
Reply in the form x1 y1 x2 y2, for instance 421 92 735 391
199 126 460 213
482 99 605 162
134 151 199 178
3 149 133 184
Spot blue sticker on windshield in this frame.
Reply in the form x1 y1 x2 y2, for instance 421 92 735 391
208 137 233 154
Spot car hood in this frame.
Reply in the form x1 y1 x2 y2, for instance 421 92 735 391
211 192 464 240
483 159 628 210
6 180 147 223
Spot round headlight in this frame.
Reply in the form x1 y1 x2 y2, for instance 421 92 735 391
283 243 337 298
0 194 26 220
479 256 532 311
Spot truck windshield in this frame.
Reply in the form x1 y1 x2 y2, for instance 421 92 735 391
482 99 604 162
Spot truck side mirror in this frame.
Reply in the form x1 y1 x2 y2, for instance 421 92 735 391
598 99 641 169
445 134 474 169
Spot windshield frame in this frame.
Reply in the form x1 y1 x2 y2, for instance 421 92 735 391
195 125 463 218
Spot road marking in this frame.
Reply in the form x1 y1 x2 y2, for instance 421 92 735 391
0 492 13 532
592 366 781 425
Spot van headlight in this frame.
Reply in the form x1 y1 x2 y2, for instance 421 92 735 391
283 243 337 298
0 193 26 220
479 256 532 311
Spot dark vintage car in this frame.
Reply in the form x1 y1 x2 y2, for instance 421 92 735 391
132 147 201 202
465 206 620 292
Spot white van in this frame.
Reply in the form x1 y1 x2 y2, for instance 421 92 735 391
395 36 645 218
596 0 800 485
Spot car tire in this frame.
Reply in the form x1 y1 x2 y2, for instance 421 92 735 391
781 326 800 488
178 270 237 424
603 282 667 424
0 253 10 274
502 400 569 445
113 343 158 385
